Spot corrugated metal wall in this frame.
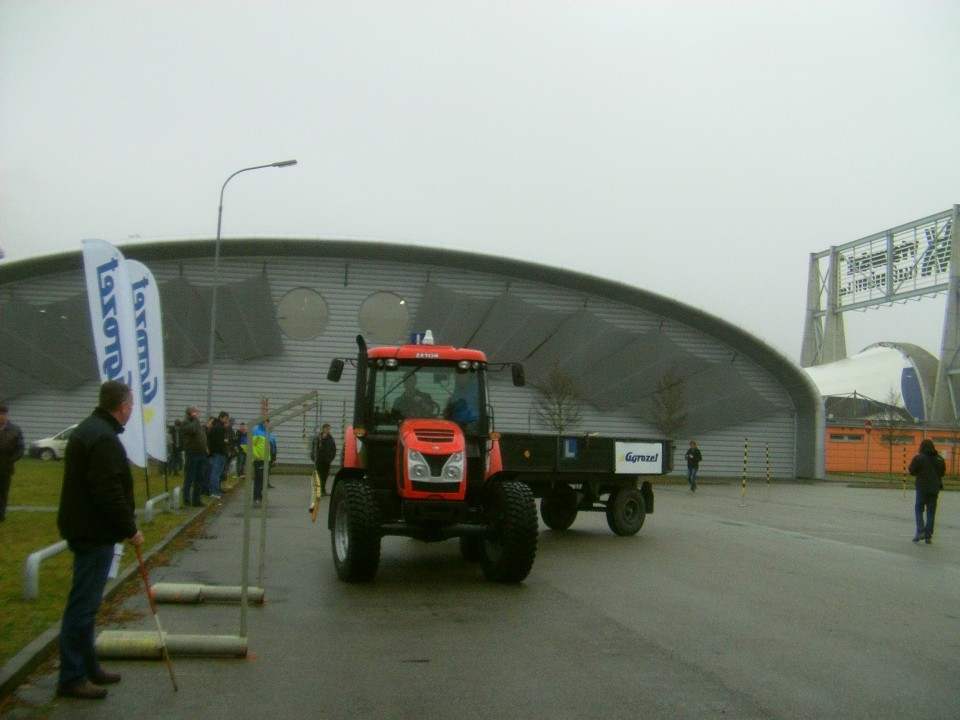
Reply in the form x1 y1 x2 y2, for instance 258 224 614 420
4 250 800 478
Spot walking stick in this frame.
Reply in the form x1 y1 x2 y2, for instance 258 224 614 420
311 469 322 522
135 546 178 691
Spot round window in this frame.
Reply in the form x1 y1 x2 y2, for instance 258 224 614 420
277 287 328 340
359 292 409 343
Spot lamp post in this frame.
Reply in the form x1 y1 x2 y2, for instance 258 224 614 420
205 159 297 418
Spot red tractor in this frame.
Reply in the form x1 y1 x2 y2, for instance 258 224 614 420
326 333 538 583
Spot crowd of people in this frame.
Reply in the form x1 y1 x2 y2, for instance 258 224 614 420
164 407 341 509
165 407 261 507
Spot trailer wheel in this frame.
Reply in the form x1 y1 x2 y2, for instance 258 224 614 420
331 480 382 582
480 481 538 583
540 485 578 531
605 486 646 536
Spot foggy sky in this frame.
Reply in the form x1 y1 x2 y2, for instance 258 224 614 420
1 0 957 361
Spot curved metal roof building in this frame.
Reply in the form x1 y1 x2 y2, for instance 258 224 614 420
0 238 824 478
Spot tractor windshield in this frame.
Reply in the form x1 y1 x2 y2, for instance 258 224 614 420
366 363 486 434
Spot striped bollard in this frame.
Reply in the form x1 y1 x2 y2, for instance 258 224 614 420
741 438 748 506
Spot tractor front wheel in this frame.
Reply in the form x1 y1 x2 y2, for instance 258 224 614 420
480 481 538 583
331 480 382 582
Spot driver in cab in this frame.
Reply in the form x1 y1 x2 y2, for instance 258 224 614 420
392 374 435 419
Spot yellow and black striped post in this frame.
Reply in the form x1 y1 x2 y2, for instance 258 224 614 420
765 442 771 497
902 444 907 497
741 438 748 506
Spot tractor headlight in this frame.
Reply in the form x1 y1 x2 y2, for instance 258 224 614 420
444 452 464 480
407 450 430 479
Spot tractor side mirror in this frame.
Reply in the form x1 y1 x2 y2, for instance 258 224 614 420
327 359 344 382
511 363 525 387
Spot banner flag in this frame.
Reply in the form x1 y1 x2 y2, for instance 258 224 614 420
127 260 167 462
81 239 147 467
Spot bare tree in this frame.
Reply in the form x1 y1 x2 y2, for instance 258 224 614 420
649 369 688 439
876 389 913 480
533 364 585 434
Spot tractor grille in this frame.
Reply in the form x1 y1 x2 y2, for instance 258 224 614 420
411 481 462 494
424 453 452 476
413 427 456 444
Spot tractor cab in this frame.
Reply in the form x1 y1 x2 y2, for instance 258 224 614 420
327 333 509 505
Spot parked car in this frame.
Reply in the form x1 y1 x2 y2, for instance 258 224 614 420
28 424 78 460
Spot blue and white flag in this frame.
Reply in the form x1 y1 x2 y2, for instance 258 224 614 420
81 239 147 466
127 260 167 462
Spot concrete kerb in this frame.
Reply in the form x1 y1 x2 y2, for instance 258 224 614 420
0 498 214 700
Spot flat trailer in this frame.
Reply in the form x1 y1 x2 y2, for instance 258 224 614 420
492 433 672 536
325 332 672 584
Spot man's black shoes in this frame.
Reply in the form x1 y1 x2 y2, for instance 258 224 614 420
90 668 121 685
56 681 107 700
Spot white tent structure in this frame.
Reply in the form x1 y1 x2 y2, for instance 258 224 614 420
804 342 938 421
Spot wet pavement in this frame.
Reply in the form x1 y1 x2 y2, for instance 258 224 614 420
3 476 959 719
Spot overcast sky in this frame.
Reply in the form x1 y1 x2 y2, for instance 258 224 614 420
1 0 957 362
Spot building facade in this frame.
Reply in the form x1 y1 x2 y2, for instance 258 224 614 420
0 239 824 479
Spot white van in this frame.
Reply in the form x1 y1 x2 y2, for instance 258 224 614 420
28 424 78 460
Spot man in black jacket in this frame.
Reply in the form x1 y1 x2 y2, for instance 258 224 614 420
56 381 144 700
206 411 230 500
311 423 337 497
0 400 25 522
909 438 946 544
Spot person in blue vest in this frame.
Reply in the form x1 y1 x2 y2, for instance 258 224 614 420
251 421 277 504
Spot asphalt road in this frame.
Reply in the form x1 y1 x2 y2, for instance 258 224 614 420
10 478 959 720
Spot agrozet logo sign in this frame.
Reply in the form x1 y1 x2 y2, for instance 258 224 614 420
615 442 663 474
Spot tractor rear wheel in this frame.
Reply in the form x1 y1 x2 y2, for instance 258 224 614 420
480 481 538 583
331 480 382 582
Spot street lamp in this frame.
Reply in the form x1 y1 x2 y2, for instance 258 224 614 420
205 159 298 417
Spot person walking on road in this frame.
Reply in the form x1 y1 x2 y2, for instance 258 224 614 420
0 400 25 523
311 423 336 497
909 438 945 544
56 381 145 700
684 440 702 492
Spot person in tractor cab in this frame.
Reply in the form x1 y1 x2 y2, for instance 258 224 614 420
391 374 435 419
444 372 480 429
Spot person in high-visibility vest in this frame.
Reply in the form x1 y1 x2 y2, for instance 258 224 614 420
251 422 277 504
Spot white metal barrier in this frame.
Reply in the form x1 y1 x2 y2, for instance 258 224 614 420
23 540 68 600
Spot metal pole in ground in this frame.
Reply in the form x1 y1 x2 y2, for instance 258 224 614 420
258 426 270 590
240 419 255 638
238 390 319 637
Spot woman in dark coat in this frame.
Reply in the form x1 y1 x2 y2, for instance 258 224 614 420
908 439 946 544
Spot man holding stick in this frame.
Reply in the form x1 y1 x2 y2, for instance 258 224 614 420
56 380 144 700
